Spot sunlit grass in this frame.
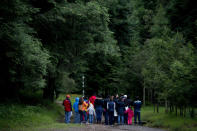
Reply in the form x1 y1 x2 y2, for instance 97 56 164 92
57 94 82 104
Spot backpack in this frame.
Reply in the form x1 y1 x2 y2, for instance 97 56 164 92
108 101 115 112
64 99 71 111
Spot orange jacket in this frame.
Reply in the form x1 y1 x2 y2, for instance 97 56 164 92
82 101 88 111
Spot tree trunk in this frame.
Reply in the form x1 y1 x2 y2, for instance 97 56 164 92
175 105 177 116
143 85 146 106
165 99 168 113
157 102 159 113
43 74 55 102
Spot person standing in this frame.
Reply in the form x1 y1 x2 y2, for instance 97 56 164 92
78 97 88 123
133 96 142 124
73 97 80 123
103 97 110 125
117 98 125 125
107 96 115 125
87 102 96 124
125 106 134 125
113 94 119 124
94 96 104 124
89 94 96 106
123 95 128 124
63 95 72 123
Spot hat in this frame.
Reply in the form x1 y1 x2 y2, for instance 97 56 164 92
124 95 127 98
66 95 70 98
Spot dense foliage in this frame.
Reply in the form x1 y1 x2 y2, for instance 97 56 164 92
0 0 197 116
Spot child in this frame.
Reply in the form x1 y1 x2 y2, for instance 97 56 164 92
125 106 134 125
87 102 96 124
73 97 80 123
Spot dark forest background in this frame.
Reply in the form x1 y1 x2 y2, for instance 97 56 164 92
0 0 197 115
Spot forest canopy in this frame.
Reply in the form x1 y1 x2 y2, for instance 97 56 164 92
0 0 197 115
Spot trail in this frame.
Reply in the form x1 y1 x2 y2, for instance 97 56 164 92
66 124 166 131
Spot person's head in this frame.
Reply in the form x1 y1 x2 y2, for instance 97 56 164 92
110 96 114 101
135 96 139 100
79 97 84 104
75 97 79 102
121 98 124 102
66 94 70 99
124 95 127 99
116 94 119 98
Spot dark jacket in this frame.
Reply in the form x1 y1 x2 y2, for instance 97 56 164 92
94 99 103 109
133 100 142 112
117 101 125 115
103 98 110 110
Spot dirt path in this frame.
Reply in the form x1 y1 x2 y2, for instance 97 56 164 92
66 124 166 131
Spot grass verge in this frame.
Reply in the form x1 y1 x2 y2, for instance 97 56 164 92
141 106 197 131
0 101 78 131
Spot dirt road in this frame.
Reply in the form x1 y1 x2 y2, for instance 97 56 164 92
66 124 166 131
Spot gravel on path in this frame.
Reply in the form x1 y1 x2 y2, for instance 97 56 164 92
66 124 167 131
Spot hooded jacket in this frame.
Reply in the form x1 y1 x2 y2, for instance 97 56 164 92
73 97 79 112
87 103 96 115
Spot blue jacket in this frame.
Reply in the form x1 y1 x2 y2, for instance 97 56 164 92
73 97 79 112
134 100 142 112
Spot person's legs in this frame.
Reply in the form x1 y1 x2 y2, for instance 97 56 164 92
121 115 124 125
105 111 109 125
77 112 80 123
68 111 71 123
109 111 113 125
138 112 141 124
74 112 77 123
65 111 67 123
111 112 114 125
65 111 71 123
124 113 128 124
128 117 131 125
100 109 103 122
118 115 120 124
89 114 92 123
83 111 87 122
97 109 102 123
96 108 99 123
134 111 137 124
79 111 83 122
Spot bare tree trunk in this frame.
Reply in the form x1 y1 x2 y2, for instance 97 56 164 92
151 89 153 104
175 105 177 116
165 99 168 113
143 85 146 106
157 102 159 113
184 106 186 117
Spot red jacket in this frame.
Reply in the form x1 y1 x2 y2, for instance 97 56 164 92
125 108 134 118
89 95 96 105
63 98 72 111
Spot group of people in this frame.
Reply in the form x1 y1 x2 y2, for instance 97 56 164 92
62 94 142 126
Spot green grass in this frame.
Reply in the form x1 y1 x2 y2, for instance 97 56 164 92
0 100 79 130
141 106 197 131
0 94 82 130
57 94 82 104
